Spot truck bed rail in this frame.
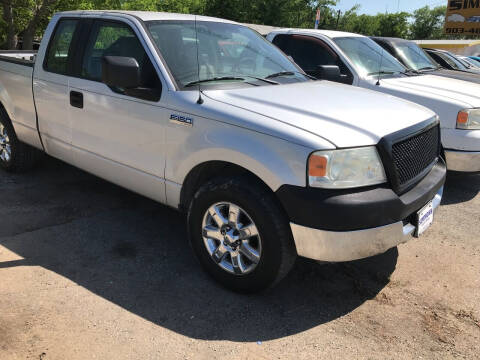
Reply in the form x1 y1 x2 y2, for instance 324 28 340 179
0 51 36 67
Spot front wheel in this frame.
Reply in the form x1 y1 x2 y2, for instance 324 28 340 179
187 177 297 293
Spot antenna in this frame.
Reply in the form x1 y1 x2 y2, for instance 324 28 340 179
376 47 384 86
194 15 204 105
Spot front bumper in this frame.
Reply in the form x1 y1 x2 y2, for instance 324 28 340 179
445 150 480 172
290 186 442 262
277 161 446 262
442 128 480 172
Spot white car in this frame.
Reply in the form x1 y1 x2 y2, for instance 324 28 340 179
267 29 480 172
0 11 445 292
448 14 465 22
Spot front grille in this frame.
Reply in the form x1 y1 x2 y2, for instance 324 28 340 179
391 125 439 187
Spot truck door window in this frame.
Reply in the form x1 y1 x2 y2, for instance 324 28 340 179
81 21 160 92
44 19 79 75
272 34 353 84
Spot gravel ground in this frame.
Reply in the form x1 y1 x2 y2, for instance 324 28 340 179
0 157 479 360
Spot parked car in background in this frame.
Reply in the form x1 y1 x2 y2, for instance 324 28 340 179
267 29 480 172
460 56 480 68
425 48 480 74
371 37 480 84
469 55 480 64
0 11 446 292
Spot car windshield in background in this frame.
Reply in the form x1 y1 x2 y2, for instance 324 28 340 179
146 20 307 88
468 57 480 67
334 37 405 77
444 52 468 70
395 43 435 71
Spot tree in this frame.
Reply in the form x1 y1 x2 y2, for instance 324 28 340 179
0 0 473 49
375 12 410 38
22 0 61 49
409 5 446 40
1 0 17 49
341 13 380 36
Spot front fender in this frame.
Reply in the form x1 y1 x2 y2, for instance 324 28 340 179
165 117 316 207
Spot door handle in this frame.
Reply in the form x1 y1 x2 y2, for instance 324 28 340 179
70 91 83 109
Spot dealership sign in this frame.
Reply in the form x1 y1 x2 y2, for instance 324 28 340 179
445 0 480 35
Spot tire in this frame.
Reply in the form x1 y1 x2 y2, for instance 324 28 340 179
187 176 297 293
0 110 39 172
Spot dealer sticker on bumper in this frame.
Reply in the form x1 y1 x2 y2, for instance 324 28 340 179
416 201 434 237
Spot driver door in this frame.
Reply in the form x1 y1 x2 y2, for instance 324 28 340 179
68 19 169 203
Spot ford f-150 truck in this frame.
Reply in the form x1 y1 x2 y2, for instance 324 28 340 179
267 29 480 172
0 11 445 292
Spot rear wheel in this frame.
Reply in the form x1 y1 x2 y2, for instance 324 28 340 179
0 112 39 172
187 176 297 293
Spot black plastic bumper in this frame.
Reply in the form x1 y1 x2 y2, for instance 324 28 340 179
276 161 446 231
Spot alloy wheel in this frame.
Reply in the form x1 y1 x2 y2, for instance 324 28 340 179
0 123 11 163
202 202 262 275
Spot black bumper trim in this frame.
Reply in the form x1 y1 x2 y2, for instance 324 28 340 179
276 161 446 231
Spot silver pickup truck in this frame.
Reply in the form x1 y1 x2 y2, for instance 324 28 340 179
0 11 446 292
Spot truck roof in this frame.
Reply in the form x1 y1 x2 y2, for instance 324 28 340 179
269 28 364 39
56 10 237 24
370 36 409 44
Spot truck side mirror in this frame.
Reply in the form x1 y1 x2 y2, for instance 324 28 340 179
102 56 141 89
317 65 341 82
101 56 160 101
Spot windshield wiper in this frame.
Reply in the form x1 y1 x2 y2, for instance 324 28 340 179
265 71 295 79
418 66 437 71
367 71 396 76
242 75 279 85
403 69 420 75
185 76 245 87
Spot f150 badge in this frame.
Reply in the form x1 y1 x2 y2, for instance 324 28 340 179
170 114 193 126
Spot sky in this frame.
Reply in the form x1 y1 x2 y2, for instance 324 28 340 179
336 0 447 15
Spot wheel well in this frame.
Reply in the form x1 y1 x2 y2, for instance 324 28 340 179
179 161 273 212
0 101 12 126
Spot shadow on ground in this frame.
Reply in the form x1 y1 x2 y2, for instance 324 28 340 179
442 171 480 205
0 157 398 342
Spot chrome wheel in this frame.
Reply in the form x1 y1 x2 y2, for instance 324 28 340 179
202 202 262 275
0 123 11 163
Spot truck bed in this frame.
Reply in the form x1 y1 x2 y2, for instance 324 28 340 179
0 50 42 150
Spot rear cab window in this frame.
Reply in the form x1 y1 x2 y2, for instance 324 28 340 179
44 19 79 74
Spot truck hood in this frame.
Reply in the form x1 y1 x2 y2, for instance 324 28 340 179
204 81 435 148
380 74 480 108
429 68 480 85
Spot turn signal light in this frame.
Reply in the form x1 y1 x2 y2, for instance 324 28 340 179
308 154 328 177
457 111 469 125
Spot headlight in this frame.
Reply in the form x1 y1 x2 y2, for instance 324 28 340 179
457 108 480 130
308 147 387 189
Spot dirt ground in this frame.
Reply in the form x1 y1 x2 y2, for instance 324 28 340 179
0 157 479 360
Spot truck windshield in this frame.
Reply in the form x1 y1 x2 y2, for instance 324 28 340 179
146 21 307 88
394 42 436 71
333 37 406 77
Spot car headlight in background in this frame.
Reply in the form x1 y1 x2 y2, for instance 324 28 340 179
308 147 387 189
457 109 480 130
